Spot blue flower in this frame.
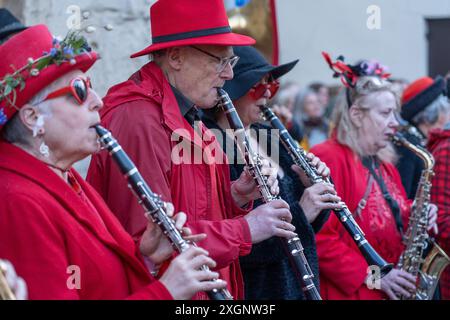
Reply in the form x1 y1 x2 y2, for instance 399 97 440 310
236 0 250 7
63 47 74 58
0 108 8 126
49 48 58 57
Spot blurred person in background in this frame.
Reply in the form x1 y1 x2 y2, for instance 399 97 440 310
293 88 330 150
396 76 450 199
271 81 303 143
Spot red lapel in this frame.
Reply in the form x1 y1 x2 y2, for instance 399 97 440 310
0 140 149 277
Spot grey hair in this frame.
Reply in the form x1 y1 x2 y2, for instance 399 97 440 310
1 85 54 146
151 49 168 67
332 76 399 162
411 95 450 126
292 88 317 125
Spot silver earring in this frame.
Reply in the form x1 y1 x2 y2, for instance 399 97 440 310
39 142 50 158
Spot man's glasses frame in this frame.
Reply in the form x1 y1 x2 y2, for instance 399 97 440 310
190 46 240 73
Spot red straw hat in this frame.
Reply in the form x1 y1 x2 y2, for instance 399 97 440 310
130 0 255 58
0 24 98 129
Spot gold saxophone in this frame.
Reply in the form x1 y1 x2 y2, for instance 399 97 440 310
392 132 450 300
0 261 16 300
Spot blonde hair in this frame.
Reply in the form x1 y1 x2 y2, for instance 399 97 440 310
331 76 400 163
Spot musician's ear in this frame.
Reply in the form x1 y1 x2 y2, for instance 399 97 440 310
349 105 364 128
166 47 184 71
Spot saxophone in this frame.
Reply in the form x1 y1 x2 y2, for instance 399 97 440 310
392 132 450 300
0 261 16 300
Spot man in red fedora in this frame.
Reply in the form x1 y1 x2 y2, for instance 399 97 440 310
87 0 297 300
396 76 450 199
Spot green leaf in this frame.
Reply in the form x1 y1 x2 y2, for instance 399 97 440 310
34 56 52 70
3 85 12 96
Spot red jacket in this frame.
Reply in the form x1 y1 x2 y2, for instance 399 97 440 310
0 141 172 300
310 139 411 300
87 62 252 299
427 129 450 300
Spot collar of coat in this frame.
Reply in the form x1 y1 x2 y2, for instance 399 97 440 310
0 140 152 280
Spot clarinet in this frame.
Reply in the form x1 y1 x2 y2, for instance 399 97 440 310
259 106 394 276
217 89 322 300
95 125 233 301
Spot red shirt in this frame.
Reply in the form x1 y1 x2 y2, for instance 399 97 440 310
311 139 411 300
87 62 252 299
428 129 450 300
0 141 172 300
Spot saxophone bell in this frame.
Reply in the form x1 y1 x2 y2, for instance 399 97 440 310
391 131 449 300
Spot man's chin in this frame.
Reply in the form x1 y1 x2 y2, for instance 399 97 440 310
197 98 220 109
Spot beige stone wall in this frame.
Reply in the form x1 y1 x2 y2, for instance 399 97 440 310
278 0 450 86
2 0 156 98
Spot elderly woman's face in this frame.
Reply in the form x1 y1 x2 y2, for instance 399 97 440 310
43 70 103 160
354 90 398 155
234 75 271 127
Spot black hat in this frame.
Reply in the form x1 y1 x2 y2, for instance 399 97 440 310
401 76 446 122
223 46 299 100
0 9 27 42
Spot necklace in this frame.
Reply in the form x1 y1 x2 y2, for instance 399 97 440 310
44 161 70 173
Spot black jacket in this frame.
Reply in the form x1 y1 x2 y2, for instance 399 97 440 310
202 118 329 300
395 129 425 199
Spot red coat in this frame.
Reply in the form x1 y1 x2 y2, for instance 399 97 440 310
87 62 252 300
310 139 411 300
0 141 172 300
427 129 450 300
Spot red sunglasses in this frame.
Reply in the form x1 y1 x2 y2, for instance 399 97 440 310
44 77 92 105
249 80 280 100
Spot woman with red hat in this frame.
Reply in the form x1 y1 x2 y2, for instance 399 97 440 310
87 0 297 300
0 24 227 300
201 45 343 300
396 76 450 199
310 53 438 300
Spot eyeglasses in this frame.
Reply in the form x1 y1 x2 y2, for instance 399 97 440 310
190 46 240 73
44 77 92 105
249 79 280 100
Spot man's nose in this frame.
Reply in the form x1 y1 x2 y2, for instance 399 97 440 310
221 62 234 80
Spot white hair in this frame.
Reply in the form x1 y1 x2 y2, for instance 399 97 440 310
1 84 55 145
411 95 450 126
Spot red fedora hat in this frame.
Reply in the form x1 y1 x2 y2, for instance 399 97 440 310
130 0 255 58
0 24 98 129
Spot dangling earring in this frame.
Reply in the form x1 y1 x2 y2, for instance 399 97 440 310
39 141 50 158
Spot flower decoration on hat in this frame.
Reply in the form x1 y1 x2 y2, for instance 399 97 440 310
0 107 7 125
0 30 93 124
322 51 391 88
